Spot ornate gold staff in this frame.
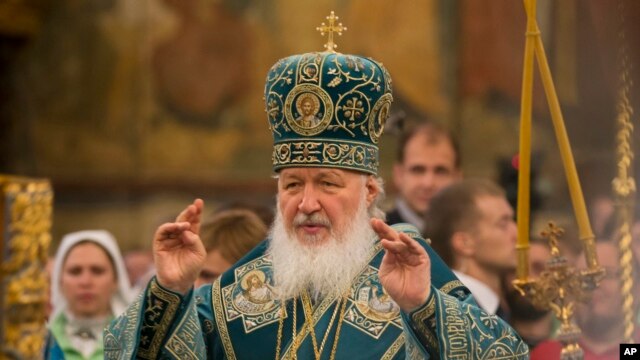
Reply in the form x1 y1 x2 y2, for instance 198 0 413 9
512 0 604 358
611 0 636 343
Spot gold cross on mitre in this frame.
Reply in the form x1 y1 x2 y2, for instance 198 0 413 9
316 11 347 52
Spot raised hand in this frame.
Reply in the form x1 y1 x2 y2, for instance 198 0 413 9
153 199 206 294
371 219 431 312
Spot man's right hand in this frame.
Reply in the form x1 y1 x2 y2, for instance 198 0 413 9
153 199 206 295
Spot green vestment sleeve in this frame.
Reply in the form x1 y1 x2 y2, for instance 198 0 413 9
105 227 529 359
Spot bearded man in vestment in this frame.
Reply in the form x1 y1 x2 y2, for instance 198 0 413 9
105 14 529 359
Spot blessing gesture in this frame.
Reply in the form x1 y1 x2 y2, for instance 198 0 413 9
153 199 206 294
371 219 432 312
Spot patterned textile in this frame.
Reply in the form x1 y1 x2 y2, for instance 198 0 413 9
265 51 393 175
105 224 529 359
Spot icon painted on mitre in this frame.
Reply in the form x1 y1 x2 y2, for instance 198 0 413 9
295 93 322 129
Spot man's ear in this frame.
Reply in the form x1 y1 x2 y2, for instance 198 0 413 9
451 231 475 257
365 175 380 207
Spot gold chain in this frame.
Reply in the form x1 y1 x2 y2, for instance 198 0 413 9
328 294 349 360
613 0 636 343
275 297 297 360
301 292 342 359
275 292 349 360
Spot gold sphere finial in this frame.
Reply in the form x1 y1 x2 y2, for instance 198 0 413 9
316 11 347 52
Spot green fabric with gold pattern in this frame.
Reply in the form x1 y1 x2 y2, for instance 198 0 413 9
265 44 392 175
104 224 529 359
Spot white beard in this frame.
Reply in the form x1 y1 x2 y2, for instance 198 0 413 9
267 192 377 301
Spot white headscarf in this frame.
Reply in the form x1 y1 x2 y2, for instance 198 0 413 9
51 230 135 320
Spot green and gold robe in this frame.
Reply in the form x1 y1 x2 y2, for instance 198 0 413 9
105 224 529 359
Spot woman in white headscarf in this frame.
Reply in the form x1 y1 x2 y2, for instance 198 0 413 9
48 230 134 360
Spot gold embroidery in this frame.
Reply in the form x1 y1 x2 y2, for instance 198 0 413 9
297 55 321 84
104 294 142 359
273 139 378 173
410 293 438 351
439 280 465 296
213 279 237 359
203 319 215 334
280 290 340 359
301 292 348 360
368 93 393 144
345 266 402 339
280 243 382 358
136 280 181 359
389 224 425 244
471 331 530 359
440 294 471 359
380 333 405 360
166 312 201 360
284 84 333 136
405 339 424 360
405 281 529 359
274 299 291 360
291 142 323 165
223 256 283 333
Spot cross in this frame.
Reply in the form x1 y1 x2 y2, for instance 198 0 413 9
540 221 564 256
342 97 364 121
316 11 347 52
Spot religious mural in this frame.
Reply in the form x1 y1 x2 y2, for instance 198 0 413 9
9 0 448 183
4 0 639 248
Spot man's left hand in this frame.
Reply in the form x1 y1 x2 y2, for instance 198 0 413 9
371 219 431 312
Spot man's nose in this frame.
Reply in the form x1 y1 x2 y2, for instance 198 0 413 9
420 171 436 187
298 186 322 214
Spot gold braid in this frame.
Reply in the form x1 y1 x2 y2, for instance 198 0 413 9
302 293 341 359
275 297 298 360
612 0 636 343
328 294 349 360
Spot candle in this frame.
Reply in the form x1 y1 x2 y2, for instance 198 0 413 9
525 6 599 270
515 0 536 281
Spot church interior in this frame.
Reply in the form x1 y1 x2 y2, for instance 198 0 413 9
1 0 640 357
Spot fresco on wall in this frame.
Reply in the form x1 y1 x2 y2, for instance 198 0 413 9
12 0 450 184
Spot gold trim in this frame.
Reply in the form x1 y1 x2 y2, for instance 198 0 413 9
439 280 465 295
411 294 435 334
281 290 340 358
344 265 402 339
137 280 181 360
381 334 405 360
438 295 469 359
212 279 237 360
282 244 383 358
165 313 200 360
368 94 393 144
